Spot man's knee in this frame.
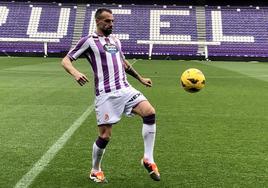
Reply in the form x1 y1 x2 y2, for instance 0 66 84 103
141 103 156 124
99 129 112 141
98 124 112 145
140 103 155 116
99 133 111 141
148 106 155 115
143 105 155 117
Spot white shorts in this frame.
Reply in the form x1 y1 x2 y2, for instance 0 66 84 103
95 86 147 125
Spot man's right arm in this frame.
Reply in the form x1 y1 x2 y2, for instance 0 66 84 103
61 56 89 86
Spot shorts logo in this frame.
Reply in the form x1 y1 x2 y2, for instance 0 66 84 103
104 113 109 121
128 93 141 103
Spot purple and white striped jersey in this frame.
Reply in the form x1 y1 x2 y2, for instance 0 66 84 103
67 33 129 96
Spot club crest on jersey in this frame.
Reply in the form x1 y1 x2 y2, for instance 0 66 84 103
103 43 118 54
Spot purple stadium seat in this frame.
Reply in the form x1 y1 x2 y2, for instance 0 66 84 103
0 2 268 57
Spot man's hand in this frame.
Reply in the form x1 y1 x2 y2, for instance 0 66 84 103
140 77 152 87
74 72 89 86
123 59 152 87
61 56 89 86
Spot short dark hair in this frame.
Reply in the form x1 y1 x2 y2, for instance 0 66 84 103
95 8 113 19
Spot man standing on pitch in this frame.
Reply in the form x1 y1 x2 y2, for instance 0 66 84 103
61 8 160 183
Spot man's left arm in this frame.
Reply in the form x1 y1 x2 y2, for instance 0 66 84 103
124 59 152 87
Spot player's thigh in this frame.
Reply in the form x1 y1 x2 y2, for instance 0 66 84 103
132 100 155 117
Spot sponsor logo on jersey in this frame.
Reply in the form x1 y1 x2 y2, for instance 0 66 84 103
103 43 118 54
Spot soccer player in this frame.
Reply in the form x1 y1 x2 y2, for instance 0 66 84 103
61 8 160 183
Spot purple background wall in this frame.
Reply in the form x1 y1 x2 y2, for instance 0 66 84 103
0 2 267 57
0 2 76 53
206 6 268 57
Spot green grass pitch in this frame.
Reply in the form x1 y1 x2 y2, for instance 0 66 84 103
0 57 267 188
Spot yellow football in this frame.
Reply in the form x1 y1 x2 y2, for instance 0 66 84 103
181 68 206 93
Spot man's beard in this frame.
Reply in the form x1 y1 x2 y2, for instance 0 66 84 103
103 28 112 36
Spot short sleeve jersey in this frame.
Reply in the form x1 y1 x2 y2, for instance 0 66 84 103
68 33 129 96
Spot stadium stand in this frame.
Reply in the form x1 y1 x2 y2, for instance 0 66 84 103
0 2 76 54
206 6 268 57
0 1 268 59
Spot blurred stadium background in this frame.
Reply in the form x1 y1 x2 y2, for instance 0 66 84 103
0 0 267 188
1 0 268 60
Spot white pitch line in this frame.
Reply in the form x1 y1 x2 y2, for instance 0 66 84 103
130 59 139 66
14 104 94 188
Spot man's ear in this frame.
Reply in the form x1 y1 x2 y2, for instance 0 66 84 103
96 19 100 25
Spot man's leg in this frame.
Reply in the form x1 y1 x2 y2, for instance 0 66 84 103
132 101 160 181
90 124 112 183
142 114 156 163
